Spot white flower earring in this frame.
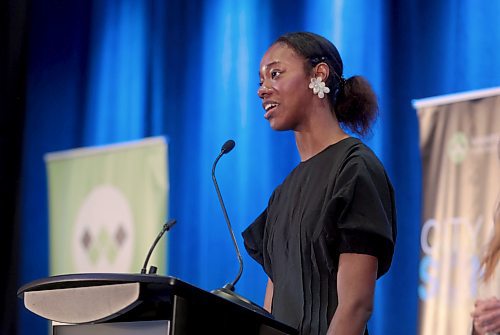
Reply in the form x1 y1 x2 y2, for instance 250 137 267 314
309 77 330 99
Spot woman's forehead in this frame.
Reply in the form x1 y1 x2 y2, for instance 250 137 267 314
260 44 303 71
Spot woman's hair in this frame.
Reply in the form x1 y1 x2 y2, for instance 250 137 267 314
481 144 500 282
274 32 378 136
482 200 500 282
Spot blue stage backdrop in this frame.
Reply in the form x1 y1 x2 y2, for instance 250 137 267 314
18 0 500 334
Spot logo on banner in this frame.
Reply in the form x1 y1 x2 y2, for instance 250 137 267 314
72 185 135 272
447 132 469 164
447 132 499 164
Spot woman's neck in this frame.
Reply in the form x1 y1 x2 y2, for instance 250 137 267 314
294 107 349 161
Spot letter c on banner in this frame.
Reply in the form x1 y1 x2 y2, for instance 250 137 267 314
421 218 437 255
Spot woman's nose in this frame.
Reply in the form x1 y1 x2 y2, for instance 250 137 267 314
258 84 271 98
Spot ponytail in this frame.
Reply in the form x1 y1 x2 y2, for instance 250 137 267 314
334 75 378 137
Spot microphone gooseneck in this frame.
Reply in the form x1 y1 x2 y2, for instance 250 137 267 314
210 140 273 318
140 219 177 274
211 139 242 290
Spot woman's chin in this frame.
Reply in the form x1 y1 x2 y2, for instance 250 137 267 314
268 121 290 132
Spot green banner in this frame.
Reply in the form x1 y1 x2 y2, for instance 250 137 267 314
46 137 168 275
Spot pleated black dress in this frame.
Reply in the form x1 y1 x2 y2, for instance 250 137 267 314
242 137 397 335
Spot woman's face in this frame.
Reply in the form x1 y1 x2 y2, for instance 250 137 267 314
258 43 312 131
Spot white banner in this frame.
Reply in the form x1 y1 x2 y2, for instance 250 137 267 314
415 88 500 334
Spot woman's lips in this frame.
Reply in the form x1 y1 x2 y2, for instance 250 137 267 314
263 102 279 119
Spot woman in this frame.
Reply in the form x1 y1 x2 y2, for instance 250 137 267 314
471 201 500 335
242 32 397 335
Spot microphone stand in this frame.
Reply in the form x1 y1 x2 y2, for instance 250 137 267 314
140 219 177 274
210 140 272 317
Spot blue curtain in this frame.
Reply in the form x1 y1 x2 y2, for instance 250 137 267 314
18 0 500 334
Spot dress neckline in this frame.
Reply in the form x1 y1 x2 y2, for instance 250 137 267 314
299 137 357 165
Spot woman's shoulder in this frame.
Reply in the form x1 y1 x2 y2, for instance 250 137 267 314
276 137 390 195
330 137 388 178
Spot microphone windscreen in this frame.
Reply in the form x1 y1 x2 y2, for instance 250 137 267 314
221 140 236 154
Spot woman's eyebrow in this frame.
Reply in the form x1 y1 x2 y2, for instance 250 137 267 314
259 61 281 76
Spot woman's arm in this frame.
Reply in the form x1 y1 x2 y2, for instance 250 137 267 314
327 253 378 335
264 278 274 312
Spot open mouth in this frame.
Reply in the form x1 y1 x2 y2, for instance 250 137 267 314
264 103 278 112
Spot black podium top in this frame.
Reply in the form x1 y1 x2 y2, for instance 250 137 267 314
18 273 298 335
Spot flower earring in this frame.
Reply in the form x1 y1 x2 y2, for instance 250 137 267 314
309 77 330 99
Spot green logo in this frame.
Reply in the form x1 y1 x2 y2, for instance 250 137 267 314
73 185 134 272
82 224 127 265
447 132 469 164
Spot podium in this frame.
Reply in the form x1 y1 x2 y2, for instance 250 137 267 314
17 273 297 335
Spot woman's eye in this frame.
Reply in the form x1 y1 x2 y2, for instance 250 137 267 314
271 70 280 79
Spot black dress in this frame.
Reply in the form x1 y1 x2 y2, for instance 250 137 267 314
242 137 397 335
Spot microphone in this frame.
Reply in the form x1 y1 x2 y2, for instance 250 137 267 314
211 140 242 290
221 139 235 154
210 140 272 318
140 219 177 274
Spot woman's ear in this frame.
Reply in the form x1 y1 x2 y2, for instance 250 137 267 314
314 63 330 82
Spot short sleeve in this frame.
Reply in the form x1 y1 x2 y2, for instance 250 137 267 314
242 209 267 267
329 152 397 277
